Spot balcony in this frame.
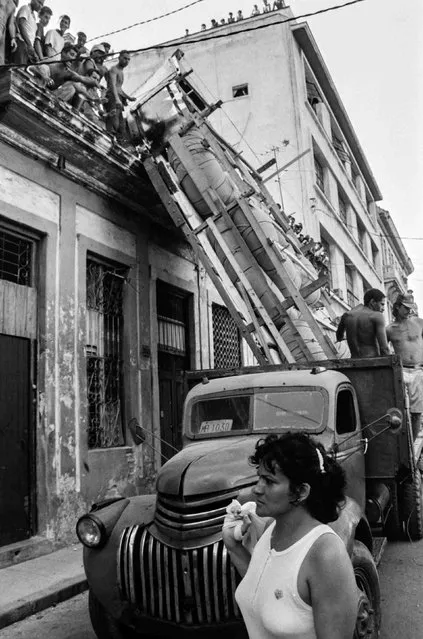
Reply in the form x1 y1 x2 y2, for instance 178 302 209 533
0 68 171 227
383 263 407 290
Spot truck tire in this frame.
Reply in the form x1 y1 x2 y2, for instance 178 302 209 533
89 591 139 639
352 540 381 639
402 468 423 541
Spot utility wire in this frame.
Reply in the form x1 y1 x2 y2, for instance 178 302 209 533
0 0 367 69
87 0 207 44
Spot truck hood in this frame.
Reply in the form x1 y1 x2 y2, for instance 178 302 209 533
157 437 259 496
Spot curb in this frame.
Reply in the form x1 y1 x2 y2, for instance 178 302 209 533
0 575 88 630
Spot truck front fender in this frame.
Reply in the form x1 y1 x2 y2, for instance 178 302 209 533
83 494 156 619
330 496 365 556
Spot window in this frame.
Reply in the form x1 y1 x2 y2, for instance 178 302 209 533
232 84 249 98
314 155 325 192
86 258 127 449
351 165 359 192
0 228 32 286
332 133 349 165
338 192 348 225
304 64 322 113
320 238 332 288
345 265 357 308
212 303 242 369
336 388 357 434
357 222 366 253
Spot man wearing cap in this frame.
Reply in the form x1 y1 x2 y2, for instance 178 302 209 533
387 293 423 439
337 288 390 358
80 44 107 79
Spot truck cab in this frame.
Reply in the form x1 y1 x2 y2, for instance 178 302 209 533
78 357 422 639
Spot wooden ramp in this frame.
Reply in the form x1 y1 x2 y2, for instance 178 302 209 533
129 52 339 365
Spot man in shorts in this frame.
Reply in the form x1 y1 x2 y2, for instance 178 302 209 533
387 293 423 439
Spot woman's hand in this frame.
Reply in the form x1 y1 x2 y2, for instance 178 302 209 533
222 513 251 550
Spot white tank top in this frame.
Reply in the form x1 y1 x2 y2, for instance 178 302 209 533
235 522 337 639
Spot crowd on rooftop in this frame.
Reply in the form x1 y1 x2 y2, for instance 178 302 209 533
0 0 135 142
187 0 286 34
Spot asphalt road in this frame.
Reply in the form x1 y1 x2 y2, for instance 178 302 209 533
2 538 423 638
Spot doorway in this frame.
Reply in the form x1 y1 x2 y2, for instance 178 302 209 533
156 282 192 465
0 334 33 545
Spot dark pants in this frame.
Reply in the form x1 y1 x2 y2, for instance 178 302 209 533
13 39 36 66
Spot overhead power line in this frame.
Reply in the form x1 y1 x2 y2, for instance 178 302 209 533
87 0 207 43
0 0 367 69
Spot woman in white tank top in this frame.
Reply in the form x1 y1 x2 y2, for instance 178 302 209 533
223 433 358 639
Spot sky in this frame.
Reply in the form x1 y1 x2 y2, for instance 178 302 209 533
48 0 423 310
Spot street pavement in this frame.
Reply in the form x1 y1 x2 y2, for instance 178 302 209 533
2 538 423 638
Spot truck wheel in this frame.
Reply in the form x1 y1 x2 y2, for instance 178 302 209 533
89 591 138 639
402 468 423 540
352 541 381 639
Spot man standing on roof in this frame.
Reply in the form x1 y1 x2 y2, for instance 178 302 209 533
104 49 135 141
387 293 423 439
14 0 44 65
337 288 390 359
0 0 17 64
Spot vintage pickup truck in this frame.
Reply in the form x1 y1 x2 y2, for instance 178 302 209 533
77 355 423 639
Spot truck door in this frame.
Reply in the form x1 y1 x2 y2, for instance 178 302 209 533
335 384 366 511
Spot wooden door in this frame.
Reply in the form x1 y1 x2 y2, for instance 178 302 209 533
158 352 186 464
0 334 32 546
156 282 192 466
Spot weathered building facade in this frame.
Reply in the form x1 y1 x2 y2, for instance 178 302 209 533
0 69 251 553
125 7 388 320
377 207 414 321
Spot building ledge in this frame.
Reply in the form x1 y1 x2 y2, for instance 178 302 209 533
0 69 172 227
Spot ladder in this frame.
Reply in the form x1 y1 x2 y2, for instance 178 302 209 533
129 52 339 365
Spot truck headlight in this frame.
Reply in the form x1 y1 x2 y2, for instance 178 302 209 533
76 515 106 548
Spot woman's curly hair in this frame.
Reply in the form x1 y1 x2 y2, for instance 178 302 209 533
250 432 346 523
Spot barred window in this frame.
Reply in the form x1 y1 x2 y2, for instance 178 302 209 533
212 303 242 369
86 259 126 449
0 228 32 286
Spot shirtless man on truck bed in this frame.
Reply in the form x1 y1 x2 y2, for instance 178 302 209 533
387 293 423 439
336 288 390 358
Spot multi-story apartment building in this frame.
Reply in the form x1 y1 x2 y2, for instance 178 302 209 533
126 7 389 318
377 207 414 321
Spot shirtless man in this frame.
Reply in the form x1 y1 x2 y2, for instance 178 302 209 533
337 288 390 358
387 293 423 439
105 50 135 140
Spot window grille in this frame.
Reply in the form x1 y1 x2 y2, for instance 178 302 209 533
86 259 126 449
0 229 32 286
212 304 242 369
314 156 325 192
157 315 186 354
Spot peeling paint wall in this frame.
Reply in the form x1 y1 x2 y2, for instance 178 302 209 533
0 138 217 546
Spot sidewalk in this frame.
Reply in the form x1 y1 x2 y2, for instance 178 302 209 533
0 545 87 630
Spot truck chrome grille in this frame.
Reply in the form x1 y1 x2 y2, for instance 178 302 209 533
155 489 241 537
118 526 242 625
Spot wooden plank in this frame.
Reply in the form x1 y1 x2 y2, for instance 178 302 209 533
206 217 295 364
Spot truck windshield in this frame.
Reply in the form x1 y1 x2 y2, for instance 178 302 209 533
253 390 325 431
190 389 325 436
